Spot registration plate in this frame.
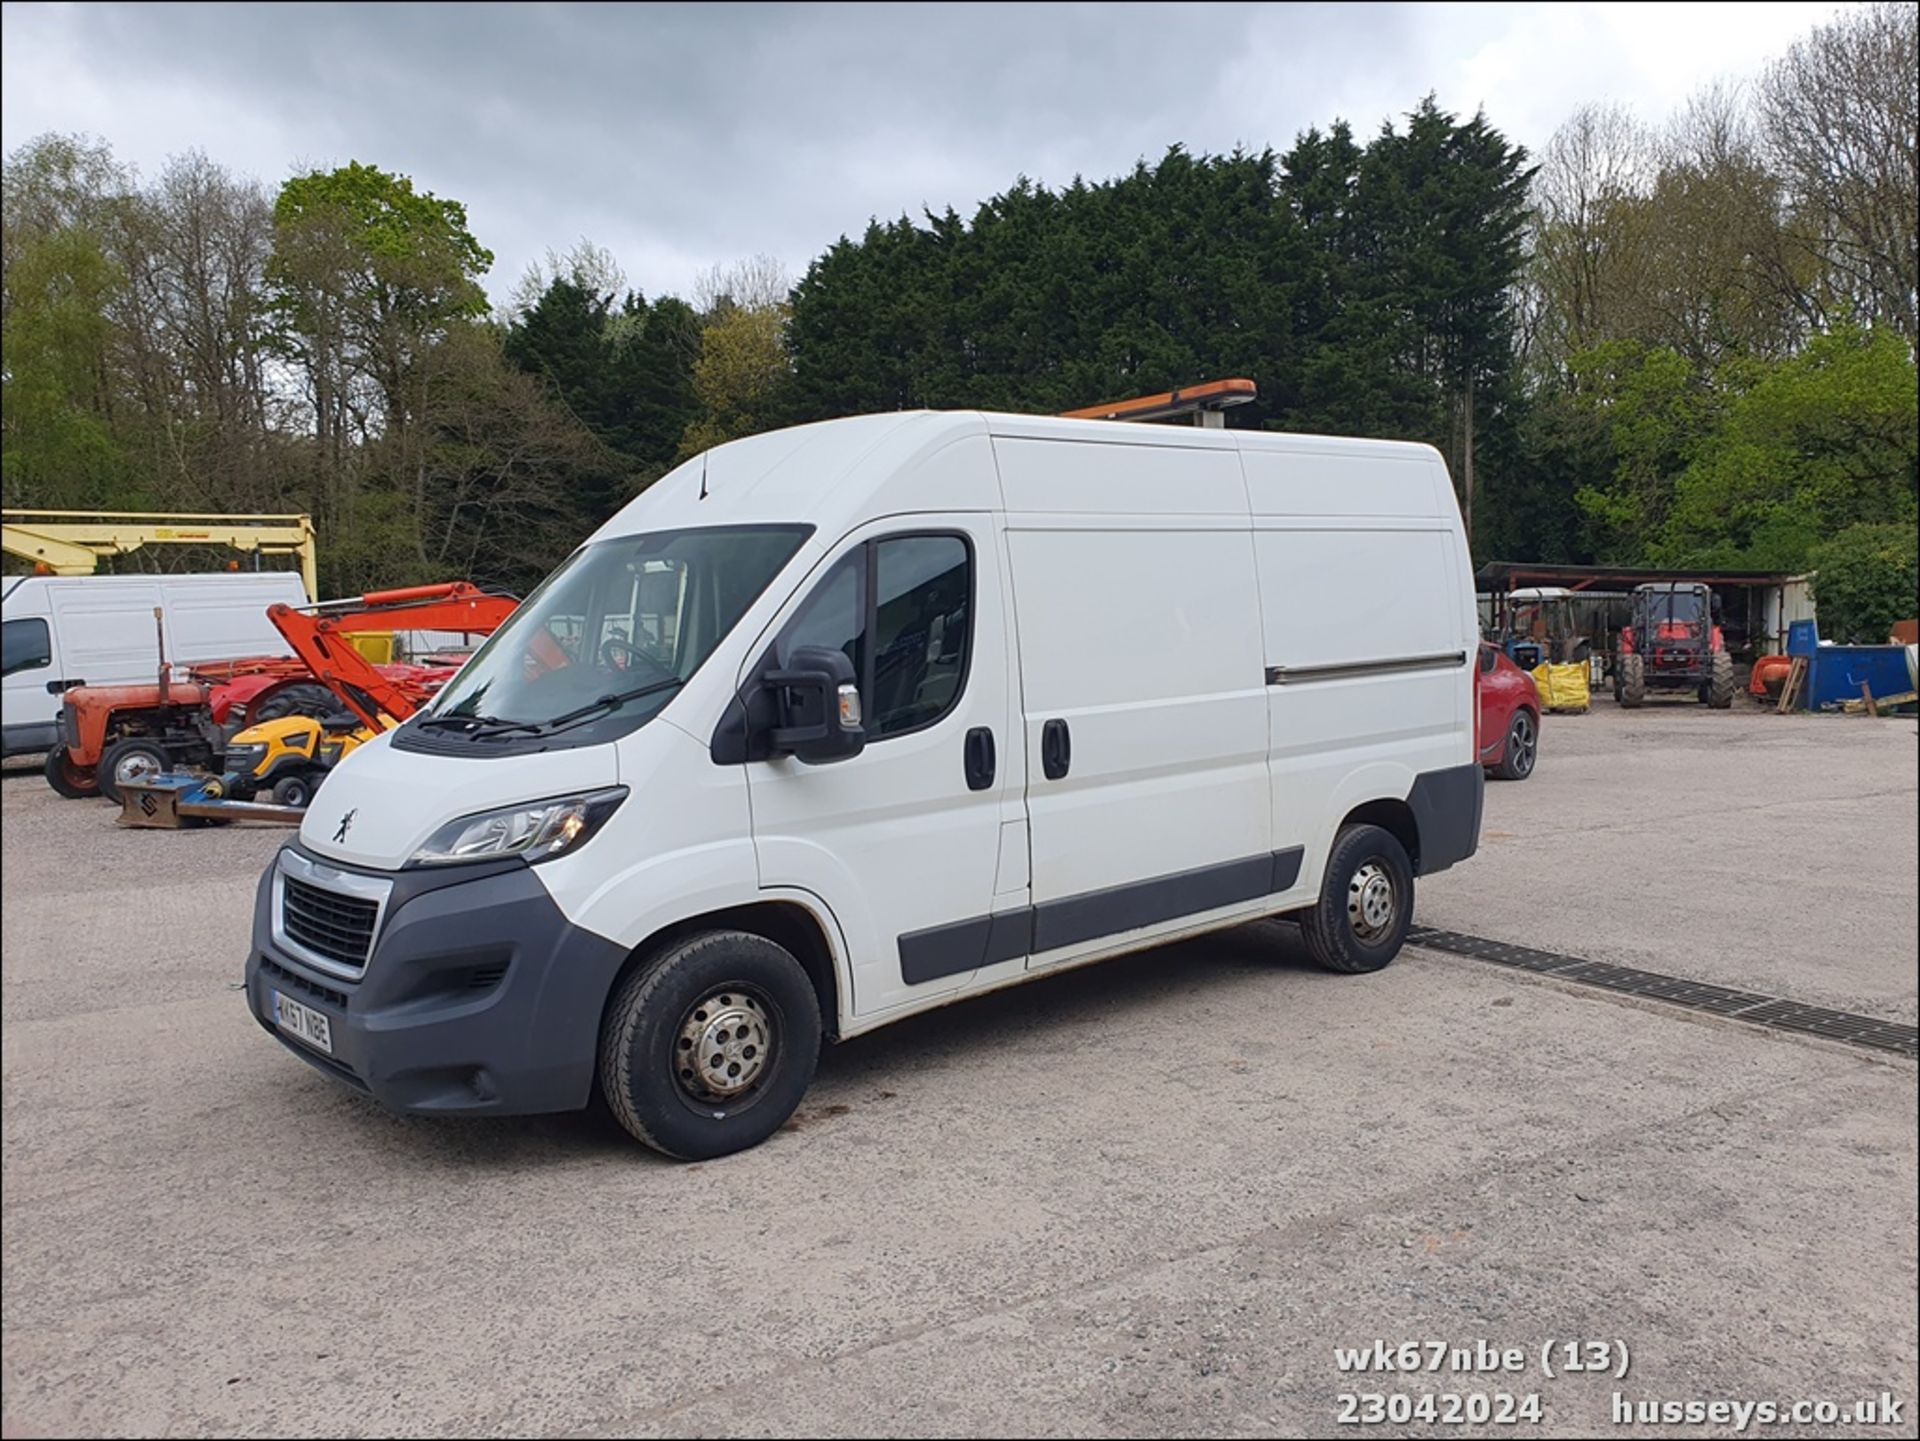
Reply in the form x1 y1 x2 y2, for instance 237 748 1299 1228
271 990 334 1055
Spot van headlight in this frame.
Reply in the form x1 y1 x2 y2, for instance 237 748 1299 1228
408 787 628 867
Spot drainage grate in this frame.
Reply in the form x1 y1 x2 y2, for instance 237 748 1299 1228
1406 926 1919 1059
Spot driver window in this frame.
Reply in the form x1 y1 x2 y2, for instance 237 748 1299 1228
777 550 866 679
768 534 972 744
1479 644 1497 675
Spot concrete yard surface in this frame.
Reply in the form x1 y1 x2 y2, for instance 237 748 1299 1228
2 703 1915 1438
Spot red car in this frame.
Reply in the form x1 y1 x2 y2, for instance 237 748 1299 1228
1476 642 1541 781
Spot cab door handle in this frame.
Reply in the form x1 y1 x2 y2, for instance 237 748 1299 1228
964 727 996 791
1041 718 1071 780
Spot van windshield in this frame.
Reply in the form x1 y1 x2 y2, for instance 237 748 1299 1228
419 525 810 738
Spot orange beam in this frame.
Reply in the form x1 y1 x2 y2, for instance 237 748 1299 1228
1059 377 1257 423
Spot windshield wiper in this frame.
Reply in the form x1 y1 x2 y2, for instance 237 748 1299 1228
413 712 546 738
541 677 685 732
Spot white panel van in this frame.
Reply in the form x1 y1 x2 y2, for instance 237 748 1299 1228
1 571 308 758
243 413 1482 1159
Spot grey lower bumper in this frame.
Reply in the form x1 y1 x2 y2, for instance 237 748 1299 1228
243 847 629 1115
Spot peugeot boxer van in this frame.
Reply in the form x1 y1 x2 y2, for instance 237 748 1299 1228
244 411 1482 1159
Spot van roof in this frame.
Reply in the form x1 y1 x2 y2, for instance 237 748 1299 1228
593 411 1445 543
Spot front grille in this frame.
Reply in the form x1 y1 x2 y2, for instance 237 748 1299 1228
60 704 79 749
282 875 377 970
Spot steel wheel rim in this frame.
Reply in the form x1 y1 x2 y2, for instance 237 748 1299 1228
1510 712 1535 774
1347 861 1397 942
674 988 774 1102
114 750 162 786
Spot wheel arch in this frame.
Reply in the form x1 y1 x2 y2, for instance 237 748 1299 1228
1338 796 1422 875
596 895 849 1049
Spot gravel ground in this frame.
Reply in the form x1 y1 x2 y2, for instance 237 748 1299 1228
2 701 1915 1439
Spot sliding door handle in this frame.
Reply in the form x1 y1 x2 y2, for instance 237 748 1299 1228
1041 718 1071 780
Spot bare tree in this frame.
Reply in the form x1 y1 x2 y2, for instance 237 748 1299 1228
506 238 627 319
1528 102 1654 370
1637 83 1810 363
1759 1 1919 342
691 253 792 315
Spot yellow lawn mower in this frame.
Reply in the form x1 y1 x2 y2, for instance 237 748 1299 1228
221 712 385 808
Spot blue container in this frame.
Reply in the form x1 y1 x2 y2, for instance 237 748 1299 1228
1785 619 1913 710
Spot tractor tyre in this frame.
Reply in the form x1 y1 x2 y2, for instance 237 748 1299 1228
1618 653 1646 708
1706 650 1736 709
43 746 100 799
98 736 172 803
253 682 336 723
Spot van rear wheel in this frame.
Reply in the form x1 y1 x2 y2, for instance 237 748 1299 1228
598 930 821 1160
1299 824 1415 974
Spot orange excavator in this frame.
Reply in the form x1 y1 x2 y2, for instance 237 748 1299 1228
115 583 518 825
51 582 517 801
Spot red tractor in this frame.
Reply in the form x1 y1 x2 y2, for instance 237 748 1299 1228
44 583 516 800
1614 582 1735 709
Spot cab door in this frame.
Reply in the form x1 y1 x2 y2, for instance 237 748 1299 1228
744 513 1024 1016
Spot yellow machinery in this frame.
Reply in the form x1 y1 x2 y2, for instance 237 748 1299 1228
1 509 317 600
223 712 386 808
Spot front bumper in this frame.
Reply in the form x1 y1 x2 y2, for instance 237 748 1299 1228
243 846 628 1115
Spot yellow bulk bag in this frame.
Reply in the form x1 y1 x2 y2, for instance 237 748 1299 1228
1530 662 1590 713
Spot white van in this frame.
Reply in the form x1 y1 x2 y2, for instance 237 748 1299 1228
244 412 1482 1159
2 571 308 758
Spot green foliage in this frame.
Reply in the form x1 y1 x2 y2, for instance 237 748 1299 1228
1809 523 1920 642
0 225 131 506
789 110 1531 548
789 148 1305 424
681 301 794 457
504 278 698 502
267 161 491 328
1558 326 1916 572
1657 325 1918 568
1566 341 1721 558
7 25 1914 603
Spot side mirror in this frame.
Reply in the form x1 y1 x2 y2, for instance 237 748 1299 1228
765 645 866 763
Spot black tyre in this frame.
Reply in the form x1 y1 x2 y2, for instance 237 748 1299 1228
43 745 99 799
253 682 335 723
1618 653 1646 707
270 773 316 808
98 736 171 803
1707 650 1736 709
598 930 822 1160
1493 708 1538 781
1299 824 1416 975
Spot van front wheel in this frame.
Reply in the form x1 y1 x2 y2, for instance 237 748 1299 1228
598 930 822 1160
1300 824 1415 974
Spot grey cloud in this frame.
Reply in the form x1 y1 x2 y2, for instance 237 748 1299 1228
0 1 1841 302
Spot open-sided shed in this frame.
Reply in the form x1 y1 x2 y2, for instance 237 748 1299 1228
1476 562 1815 659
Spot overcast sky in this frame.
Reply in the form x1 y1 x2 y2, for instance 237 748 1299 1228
2 1 1857 307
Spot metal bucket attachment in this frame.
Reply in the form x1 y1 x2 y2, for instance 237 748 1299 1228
117 773 306 828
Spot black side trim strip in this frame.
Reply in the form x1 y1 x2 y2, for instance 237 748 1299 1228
1033 853 1271 953
898 914 991 986
985 909 1033 966
1267 651 1466 686
899 846 1307 985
